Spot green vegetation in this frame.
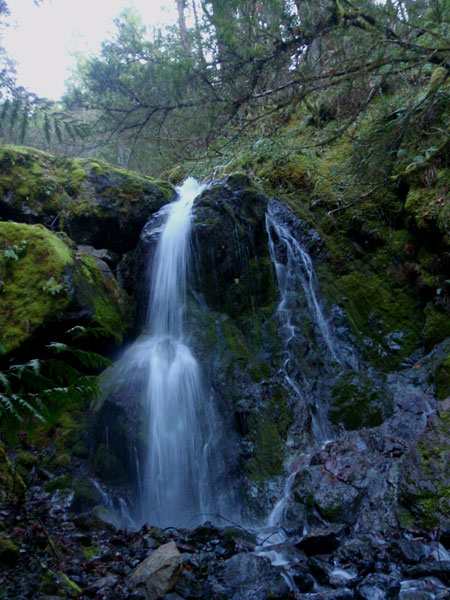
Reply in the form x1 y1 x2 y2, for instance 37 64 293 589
330 371 392 430
400 410 450 529
247 389 292 481
0 221 73 353
433 354 450 401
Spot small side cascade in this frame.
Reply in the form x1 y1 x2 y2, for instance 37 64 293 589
266 199 342 367
256 201 350 580
265 199 346 442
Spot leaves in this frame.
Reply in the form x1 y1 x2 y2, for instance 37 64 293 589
0 327 111 426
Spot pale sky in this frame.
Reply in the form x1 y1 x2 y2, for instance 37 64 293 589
3 0 177 100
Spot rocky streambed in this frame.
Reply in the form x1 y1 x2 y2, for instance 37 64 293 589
3 419 450 600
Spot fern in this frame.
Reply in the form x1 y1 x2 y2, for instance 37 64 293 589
0 326 111 426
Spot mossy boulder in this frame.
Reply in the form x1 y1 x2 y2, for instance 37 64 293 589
14 451 39 478
432 353 450 401
0 145 175 255
0 221 128 353
193 176 277 319
399 408 450 530
70 479 102 513
43 475 73 493
405 170 450 245
329 371 393 430
15 451 39 470
423 305 450 352
0 533 19 565
0 445 26 502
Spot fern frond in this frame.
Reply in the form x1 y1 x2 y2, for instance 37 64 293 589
17 397 45 421
0 372 10 391
0 393 21 420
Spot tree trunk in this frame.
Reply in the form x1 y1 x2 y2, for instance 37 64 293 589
176 0 191 56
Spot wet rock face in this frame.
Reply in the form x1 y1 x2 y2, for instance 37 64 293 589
108 174 450 527
399 407 450 530
329 370 393 430
192 175 274 319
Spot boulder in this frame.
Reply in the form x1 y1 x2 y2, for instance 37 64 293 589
129 541 183 600
208 552 290 599
356 573 400 600
0 221 129 354
0 146 175 255
399 408 450 529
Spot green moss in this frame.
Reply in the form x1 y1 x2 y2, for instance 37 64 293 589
0 146 87 217
15 452 39 470
401 410 450 529
72 253 128 344
405 178 450 244
247 387 292 481
396 507 416 529
247 416 284 481
256 154 314 196
81 545 98 559
0 222 73 352
52 453 71 470
0 445 26 501
43 475 72 493
329 371 391 430
434 353 450 401
326 267 423 369
423 305 450 352
71 479 102 512
0 533 19 565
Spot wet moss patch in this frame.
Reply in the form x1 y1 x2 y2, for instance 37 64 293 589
329 371 392 430
0 222 73 353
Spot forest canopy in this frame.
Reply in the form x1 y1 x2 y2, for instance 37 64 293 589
0 0 449 178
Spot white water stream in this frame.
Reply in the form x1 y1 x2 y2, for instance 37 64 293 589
103 178 225 527
141 177 210 526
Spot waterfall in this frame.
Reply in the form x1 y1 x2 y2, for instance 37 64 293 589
265 200 343 442
266 200 341 367
102 178 225 528
140 177 211 526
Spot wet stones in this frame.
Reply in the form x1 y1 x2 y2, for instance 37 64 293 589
129 541 183 600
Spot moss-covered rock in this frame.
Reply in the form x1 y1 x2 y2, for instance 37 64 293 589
15 451 39 470
0 222 73 353
193 176 277 319
0 145 175 254
433 354 450 401
43 475 73 493
405 171 450 245
0 221 129 353
0 532 19 565
246 389 292 481
399 409 450 530
70 479 102 513
329 371 393 430
423 305 450 352
0 445 26 502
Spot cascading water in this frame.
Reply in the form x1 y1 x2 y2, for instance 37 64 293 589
141 177 211 526
266 199 342 368
101 178 225 528
265 199 345 443
256 201 351 577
